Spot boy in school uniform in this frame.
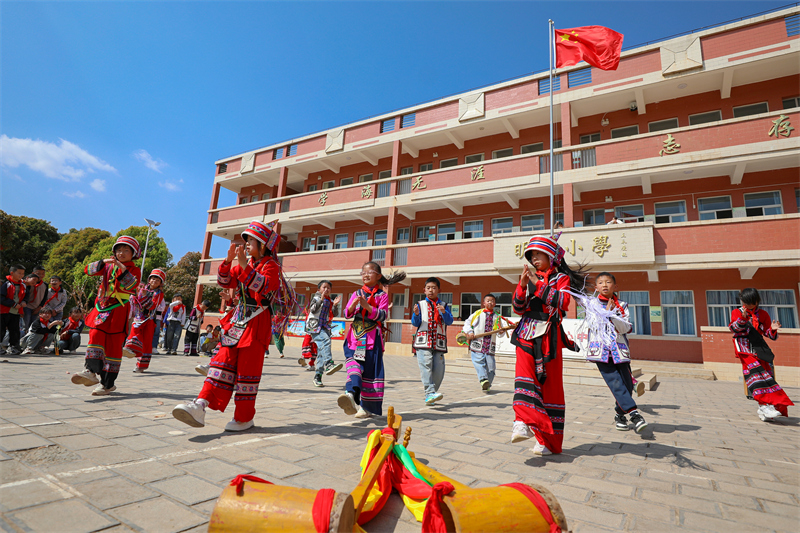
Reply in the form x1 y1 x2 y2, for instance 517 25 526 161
0 265 26 355
184 300 210 356
42 276 68 321
305 280 343 387
411 277 453 405
462 293 512 392
21 307 64 354
59 307 85 353
22 266 47 330
164 294 186 354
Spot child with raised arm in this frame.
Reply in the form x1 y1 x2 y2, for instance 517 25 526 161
411 277 453 405
730 288 794 421
306 280 343 387
123 269 166 373
462 293 512 392
71 236 141 395
337 262 405 419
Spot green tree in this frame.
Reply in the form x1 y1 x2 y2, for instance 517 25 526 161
165 251 221 311
0 210 61 273
45 227 112 287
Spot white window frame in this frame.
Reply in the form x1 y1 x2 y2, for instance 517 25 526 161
463 220 484 239
419 163 433 172
760 290 799 329
697 196 733 220
583 208 605 226
261 193 271 201
322 180 335 189
465 153 485 164
307 184 318 192
614 204 644 222
492 148 514 159
648 118 679 133
782 97 800 110
706 290 740 328
654 200 687 224
689 110 722 126
579 133 601 144
521 214 545 232
733 102 769 118
744 191 783 217
396 227 410 243
492 217 514 235
460 292 482 320
374 230 388 246
359 173 373 183
618 291 651 335
301 237 314 252
333 233 348 250
353 231 369 248
340 177 354 186
415 225 432 242
250 195 259 203
400 166 413 175
521 143 544 154
493 292 514 317
661 290 696 336
316 235 330 251
439 158 458 168
378 170 392 180
239 197 248 205
611 125 639 139
437 223 456 241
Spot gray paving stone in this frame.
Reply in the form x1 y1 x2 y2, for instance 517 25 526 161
77 444 147 465
241 456 311 479
76 475 158 510
27 423 88 438
149 475 222 505
112 460 185 483
109 497 206 533
110 434 171 451
7 498 118 532
180 457 250 483
0 479 68 512
50 434 115 451
0 433 54 452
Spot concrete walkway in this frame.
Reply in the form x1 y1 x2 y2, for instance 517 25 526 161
0 344 797 532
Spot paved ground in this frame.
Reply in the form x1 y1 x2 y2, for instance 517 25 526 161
0 343 797 533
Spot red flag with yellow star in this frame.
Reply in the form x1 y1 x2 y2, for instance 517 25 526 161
555 25 623 71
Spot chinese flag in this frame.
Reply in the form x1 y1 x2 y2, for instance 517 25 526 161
555 25 624 71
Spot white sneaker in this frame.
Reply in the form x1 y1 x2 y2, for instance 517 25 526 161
71 370 100 386
511 421 534 443
337 392 358 416
763 404 782 419
195 363 209 376
22 348 34 355
531 442 552 456
132 367 144 374
354 407 372 419
91 385 116 396
298 357 307 367
122 347 137 359
172 400 206 427
224 419 254 431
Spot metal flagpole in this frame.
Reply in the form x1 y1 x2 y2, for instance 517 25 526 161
548 19 555 234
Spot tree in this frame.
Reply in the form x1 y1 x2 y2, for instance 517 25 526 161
45 227 112 286
165 251 222 311
0 211 61 273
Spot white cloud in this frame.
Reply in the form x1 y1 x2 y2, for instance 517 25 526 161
0 134 115 181
63 190 87 198
159 180 181 192
90 178 106 192
133 149 168 173
7 173 24 182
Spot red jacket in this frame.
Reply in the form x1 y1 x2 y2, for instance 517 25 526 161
1 276 26 314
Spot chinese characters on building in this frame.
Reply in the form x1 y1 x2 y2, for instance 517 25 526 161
361 185 373 199
470 165 485 181
411 176 426 190
318 192 328 206
768 115 794 138
659 134 681 156
620 232 628 258
592 236 611 258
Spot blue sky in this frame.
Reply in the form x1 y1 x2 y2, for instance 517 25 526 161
1 0 790 262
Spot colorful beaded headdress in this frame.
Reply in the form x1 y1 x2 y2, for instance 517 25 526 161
242 220 281 254
113 235 141 259
524 231 565 266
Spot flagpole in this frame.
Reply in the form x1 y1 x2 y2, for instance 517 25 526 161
548 19 555 234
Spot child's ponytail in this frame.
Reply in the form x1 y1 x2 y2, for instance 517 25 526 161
363 261 407 286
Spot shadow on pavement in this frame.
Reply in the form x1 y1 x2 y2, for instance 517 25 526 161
528 440 709 470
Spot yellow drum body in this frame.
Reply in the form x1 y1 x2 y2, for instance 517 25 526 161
209 482 355 533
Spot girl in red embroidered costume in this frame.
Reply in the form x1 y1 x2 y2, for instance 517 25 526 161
71 236 141 395
172 220 294 432
730 288 793 421
510 233 587 456
122 269 166 373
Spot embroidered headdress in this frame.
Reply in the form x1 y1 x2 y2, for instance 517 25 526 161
242 220 281 255
524 231 565 266
148 268 166 285
113 235 141 259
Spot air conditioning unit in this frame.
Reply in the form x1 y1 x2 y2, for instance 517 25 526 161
512 226 521 233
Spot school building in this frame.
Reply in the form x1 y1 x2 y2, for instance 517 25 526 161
196 6 800 384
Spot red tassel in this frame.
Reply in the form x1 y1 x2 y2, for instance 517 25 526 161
421 481 455 533
502 483 561 533
312 488 336 533
229 474 272 496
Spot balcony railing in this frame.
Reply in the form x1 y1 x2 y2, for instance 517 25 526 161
571 147 596 169
539 153 563 174
393 247 408 266
371 249 386 266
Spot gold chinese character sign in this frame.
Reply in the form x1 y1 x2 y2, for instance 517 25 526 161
411 176 426 190
470 165 485 181
318 192 328 206
592 235 611 258
659 134 680 156
361 185 373 198
768 115 794 138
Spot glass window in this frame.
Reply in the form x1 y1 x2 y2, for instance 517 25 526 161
380 118 395 133
655 201 686 223
340 177 354 186
329 294 343 317
287 144 298 157
698 196 732 220
733 102 769 118
555 212 564 227
440 158 458 168
521 143 544 154
307 184 318 192
463 220 483 239
583 208 605 226
521 214 545 232
419 163 433 172
378 170 392 179
580 133 601 144
218 163 228 174
374 230 387 246
460 292 482 321
611 125 639 139
377 182 391 198
796 188 799 210
495 292 513 317
415 226 431 242
614 205 644 222
261 193 271 201
359 173 373 183
492 148 514 159
401 113 416 128
334 233 348 250
239 197 248 205
706 290 740 327
492 217 514 235
296 294 307 308
437 223 456 241
273 147 284 160
396 227 410 243
322 180 335 189
689 110 722 126
760 290 799 329
618 291 651 335
354 231 369 248
465 153 485 164
648 118 679 132
250 195 258 203
568 67 592 87
301 237 314 252
782 97 800 110
400 166 413 175
744 191 782 217
661 291 696 336
316 235 330 251
397 178 411 195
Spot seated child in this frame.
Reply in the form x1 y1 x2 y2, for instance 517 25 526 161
58 307 85 353
198 325 213 351
21 307 64 354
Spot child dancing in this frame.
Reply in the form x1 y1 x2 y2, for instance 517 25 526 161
305 280 343 386
337 262 405 419
411 277 453 405
462 293 512 392
730 288 794 421
183 300 210 356
122 269 166 373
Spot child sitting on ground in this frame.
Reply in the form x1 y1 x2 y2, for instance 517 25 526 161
58 307 85 354
21 307 64 354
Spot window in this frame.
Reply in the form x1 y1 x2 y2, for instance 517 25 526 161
706 290 740 327
439 158 458 168
401 113 416 128
419 163 433 172
689 110 722 126
400 166 413 175
239 196 249 205
359 173 373 183
377 182 391 198
267 203 277 215
492 148 514 159
698 196 732 220
218 163 228 174
251 195 258 203
661 290 696 336
611 125 639 139
744 191 782 217
733 102 768 118
492 217 514 235
316 235 330 251
465 153 485 164
287 144 298 157
614 205 644 222
202 262 211 275
273 147 284 160
539 76 561 94
437 223 456 241
618 291 651 335
555 212 564 227
761 290 799 329
296 294 307 308
329 294 343 317
580 133 601 144
583 208 606 226
521 214 545 232
413 292 453 310
463 220 483 239
521 143 544 154
494 292 513 317
322 180 335 189
354 231 369 248
381 118 395 133
379 170 392 180
787 13 800 36
334 233 348 250
307 184 318 192
460 293 482 321
654 201 686 223
783 97 800 110
415 226 432 242
374 230 387 246
340 177 354 186
261 193 271 201
301 237 314 252
648 118 679 133
568 67 592 87
397 178 411 195
396 227 410 243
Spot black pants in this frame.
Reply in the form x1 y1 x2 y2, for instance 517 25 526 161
58 334 81 352
0 313 21 349
86 358 118 388
596 361 637 415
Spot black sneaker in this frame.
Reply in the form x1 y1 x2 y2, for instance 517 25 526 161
629 411 649 433
313 374 324 387
614 414 629 431
325 361 343 376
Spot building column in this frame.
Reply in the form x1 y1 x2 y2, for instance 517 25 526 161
196 182 222 306
386 207 398 266
276 167 289 211
560 102 572 171
563 183 575 228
